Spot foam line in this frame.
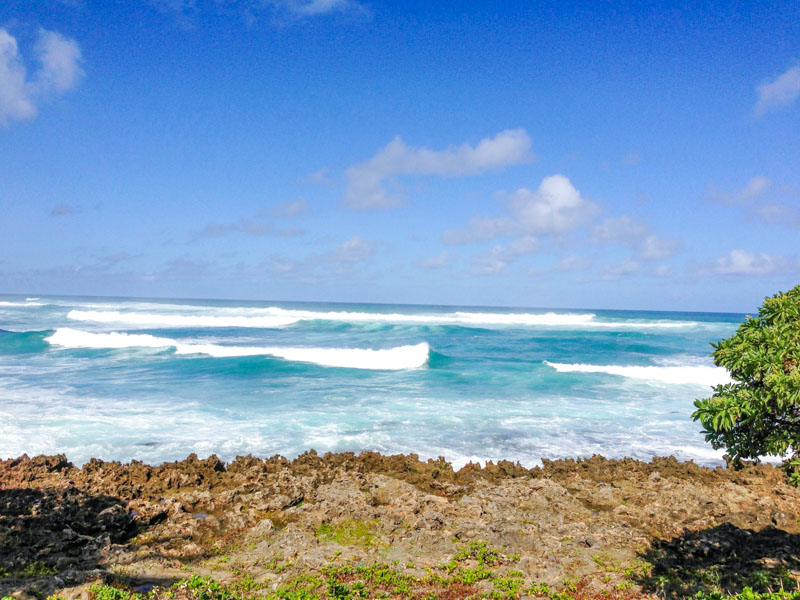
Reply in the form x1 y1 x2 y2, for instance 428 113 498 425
0 301 44 307
67 307 698 329
67 310 299 328
45 328 429 370
544 361 731 386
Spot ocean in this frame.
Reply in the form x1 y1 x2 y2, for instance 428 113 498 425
0 294 743 468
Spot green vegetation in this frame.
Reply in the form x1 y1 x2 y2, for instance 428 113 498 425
70 541 656 600
0 560 56 579
314 520 381 548
692 284 800 476
695 590 800 600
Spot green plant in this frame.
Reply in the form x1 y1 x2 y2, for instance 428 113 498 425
315 520 380 548
89 584 133 600
693 284 800 472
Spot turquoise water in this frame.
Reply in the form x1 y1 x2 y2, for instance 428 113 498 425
0 294 743 467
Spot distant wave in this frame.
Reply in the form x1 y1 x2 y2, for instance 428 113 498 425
0 301 45 307
67 310 299 328
544 361 731 386
46 328 429 370
66 306 699 330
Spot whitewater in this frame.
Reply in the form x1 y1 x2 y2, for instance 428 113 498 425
0 294 743 467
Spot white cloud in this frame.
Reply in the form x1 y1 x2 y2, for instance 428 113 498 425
305 166 333 184
591 215 681 260
280 0 355 16
328 235 374 262
445 174 595 245
591 215 648 244
755 65 800 116
442 216 517 245
508 175 596 234
266 198 307 218
472 236 538 275
33 29 84 93
417 250 453 269
599 258 640 281
710 175 772 205
753 202 800 227
0 29 36 123
653 265 675 278
639 235 681 260
344 129 532 209
710 249 787 276
553 254 592 272
0 28 83 125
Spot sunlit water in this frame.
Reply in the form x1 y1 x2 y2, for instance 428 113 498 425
0 295 742 467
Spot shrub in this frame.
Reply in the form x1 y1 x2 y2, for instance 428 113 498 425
692 284 800 476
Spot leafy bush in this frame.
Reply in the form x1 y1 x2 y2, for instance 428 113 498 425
693 284 800 474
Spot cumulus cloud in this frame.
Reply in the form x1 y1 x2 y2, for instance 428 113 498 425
327 235 374 262
753 202 800 227
442 216 517 245
304 167 333 184
599 258 641 281
472 236 539 275
0 28 83 125
591 215 681 261
710 176 772 205
508 175 596 234
445 175 596 245
591 215 648 244
755 65 800 117
709 176 800 228
344 129 533 209
266 198 307 218
638 235 681 260
278 0 358 16
248 234 375 281
709 249 794 277
417 250 453 269
150 0 363 25
553 254 592 272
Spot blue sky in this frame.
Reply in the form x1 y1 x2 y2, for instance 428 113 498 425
1 1 798 312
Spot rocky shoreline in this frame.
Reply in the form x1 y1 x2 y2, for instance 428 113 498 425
2 451 800 599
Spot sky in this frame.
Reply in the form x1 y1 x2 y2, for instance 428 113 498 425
1 1 799 313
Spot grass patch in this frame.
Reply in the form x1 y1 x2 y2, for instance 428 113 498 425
314 520 381 549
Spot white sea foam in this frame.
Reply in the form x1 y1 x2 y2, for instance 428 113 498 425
0 301 44 307
66 306 701 330
25 297 40 301
67 310 299 328
544 361 731 386
46 328 429 370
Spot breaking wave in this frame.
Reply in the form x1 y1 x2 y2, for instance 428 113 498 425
544 361 731 386
45 328 430 370
67 306 698 330
0 301 45 307
67 310 299 328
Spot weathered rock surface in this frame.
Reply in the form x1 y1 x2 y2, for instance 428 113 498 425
2 451 800 598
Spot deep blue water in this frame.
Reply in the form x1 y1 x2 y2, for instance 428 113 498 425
0 294 743 467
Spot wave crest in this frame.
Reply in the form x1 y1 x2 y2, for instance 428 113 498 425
66 306 699 330
544 360 731 386
67 310 299 328
46 328 429 370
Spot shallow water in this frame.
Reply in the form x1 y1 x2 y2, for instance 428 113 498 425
0 294 742 467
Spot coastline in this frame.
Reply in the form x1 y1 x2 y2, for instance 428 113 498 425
2 451 799 599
